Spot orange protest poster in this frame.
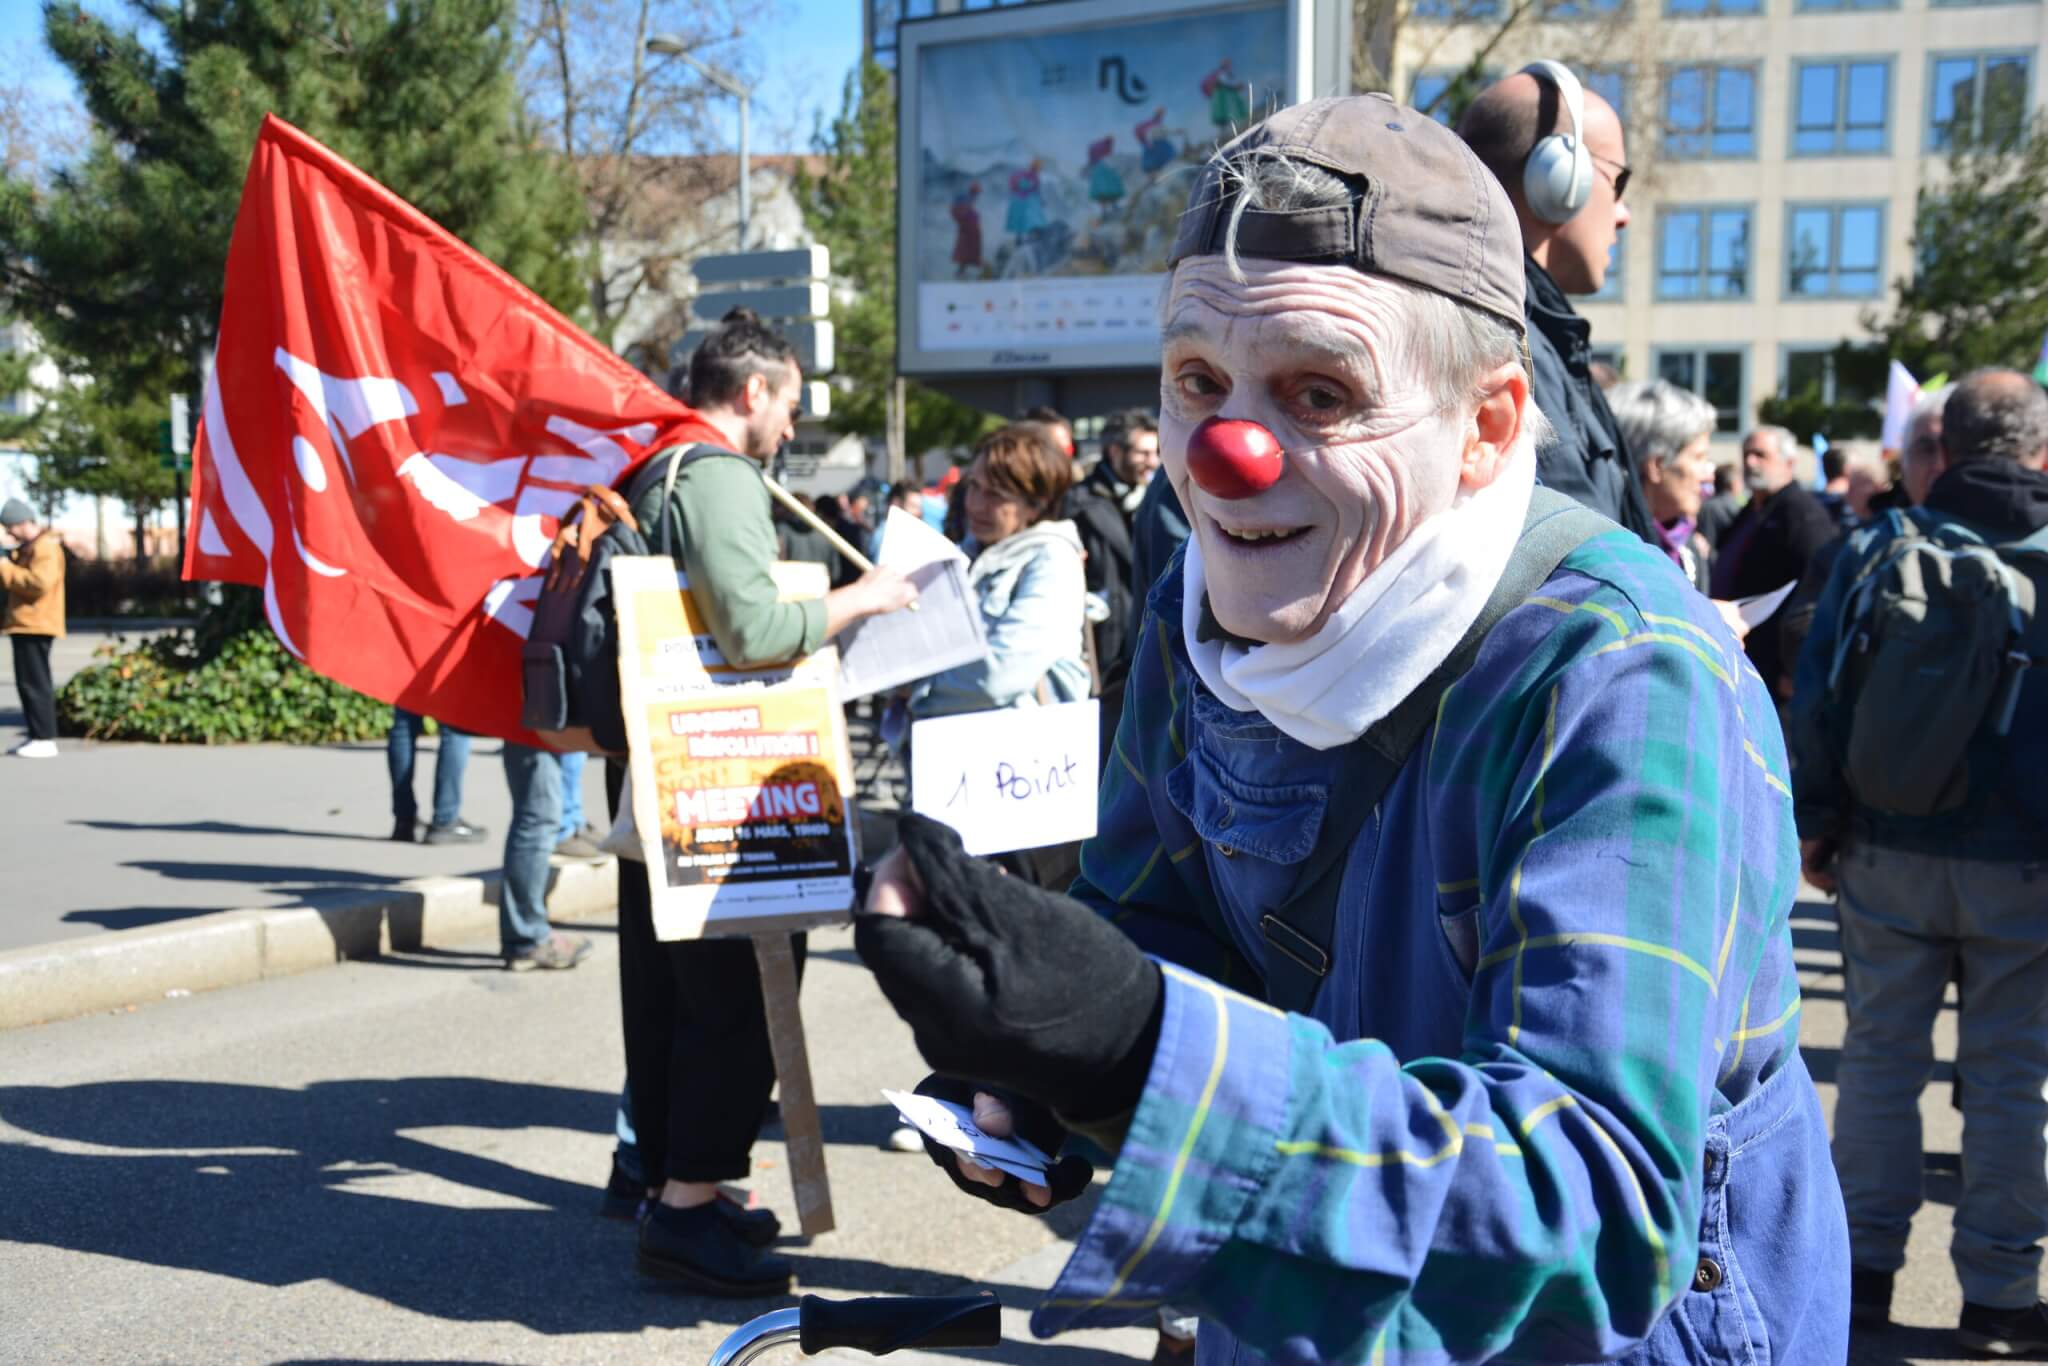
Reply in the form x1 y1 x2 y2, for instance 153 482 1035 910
611 555 856 941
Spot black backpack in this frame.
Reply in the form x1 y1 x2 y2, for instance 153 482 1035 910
520 445 734 754
1821 512 2046 817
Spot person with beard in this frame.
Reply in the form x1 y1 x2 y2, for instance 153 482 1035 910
853 96 1844 1363
1710 425 1841 697
610 308 915 1296
1065 409 1161 738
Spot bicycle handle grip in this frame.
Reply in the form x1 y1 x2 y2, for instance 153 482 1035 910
798 1293 1002 1356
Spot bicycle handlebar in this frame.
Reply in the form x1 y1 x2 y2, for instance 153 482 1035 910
800 1293 1002 1356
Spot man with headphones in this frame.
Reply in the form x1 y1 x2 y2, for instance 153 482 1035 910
1460 62 1661 547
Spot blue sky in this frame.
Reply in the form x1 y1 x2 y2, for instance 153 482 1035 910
0 0 863 153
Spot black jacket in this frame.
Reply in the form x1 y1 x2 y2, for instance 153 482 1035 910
1710 482 1841 694
1524 260 1658 546
1066 460 1143 689
1788 458 2048 858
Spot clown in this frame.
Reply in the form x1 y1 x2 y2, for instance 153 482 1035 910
858 95 1847 1363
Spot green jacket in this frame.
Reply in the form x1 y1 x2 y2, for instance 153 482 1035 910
629 449 827 669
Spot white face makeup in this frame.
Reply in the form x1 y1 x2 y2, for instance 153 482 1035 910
1160 257 1471 646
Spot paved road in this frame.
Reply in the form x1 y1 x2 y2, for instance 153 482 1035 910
0 912 1150 1365
0 627 606 952
0 882 2033 1363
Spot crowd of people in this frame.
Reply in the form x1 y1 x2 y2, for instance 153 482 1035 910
9 59 2043 1366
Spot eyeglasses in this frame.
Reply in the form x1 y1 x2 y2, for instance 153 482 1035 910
788 400 805 424
1592 154 1631 201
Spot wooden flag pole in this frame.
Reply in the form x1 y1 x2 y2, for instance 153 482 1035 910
753 931 835 1237
761 474 874 573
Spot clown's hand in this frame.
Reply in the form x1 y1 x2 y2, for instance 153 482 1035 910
856 813 1162 1131
909 1075 1095 1215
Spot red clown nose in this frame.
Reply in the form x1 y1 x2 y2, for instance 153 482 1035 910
1184 417 1284 500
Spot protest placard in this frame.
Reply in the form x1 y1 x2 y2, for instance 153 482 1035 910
909 699 1100 856
611 555 857 943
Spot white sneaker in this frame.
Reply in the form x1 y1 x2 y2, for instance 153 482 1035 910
12 739 57 759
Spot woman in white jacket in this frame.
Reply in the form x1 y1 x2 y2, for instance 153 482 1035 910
911 423 1092 718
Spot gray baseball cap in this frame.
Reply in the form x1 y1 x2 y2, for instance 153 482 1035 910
1168 93 1526 335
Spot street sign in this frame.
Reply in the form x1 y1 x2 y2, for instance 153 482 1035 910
692 245 829 287
169 393 191 456
693 282 829 324
671 320 834 376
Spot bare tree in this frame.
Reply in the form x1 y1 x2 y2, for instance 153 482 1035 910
0 44 84 183
1354 0 1639 125
516 0 776 354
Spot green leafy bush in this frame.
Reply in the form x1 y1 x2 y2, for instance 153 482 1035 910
58 596 390 744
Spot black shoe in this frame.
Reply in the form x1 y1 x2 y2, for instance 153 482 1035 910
390 818 419 843
1959 1300 2048 1356
637 1201 793 1297
599 1157 644 1221
423 818 488 845
715 1191 781 1249
1850 1267 1894 1328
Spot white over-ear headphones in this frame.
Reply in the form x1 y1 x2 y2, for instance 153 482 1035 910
1520 60 1592 225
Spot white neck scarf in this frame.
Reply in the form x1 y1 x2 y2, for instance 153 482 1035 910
1182 447 1536 750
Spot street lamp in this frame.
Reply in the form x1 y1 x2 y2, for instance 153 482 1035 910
645 34 754 251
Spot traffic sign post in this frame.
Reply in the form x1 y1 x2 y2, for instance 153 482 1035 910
671 247 836 411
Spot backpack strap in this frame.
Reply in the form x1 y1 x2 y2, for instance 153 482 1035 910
618 443 754 558
1258 488 1613 1013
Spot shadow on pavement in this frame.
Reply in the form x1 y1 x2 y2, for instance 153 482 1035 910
0 1078 1124 1349
1847 1320 1996 1364
77 818 395 843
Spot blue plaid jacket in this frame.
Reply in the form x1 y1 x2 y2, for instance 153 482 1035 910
1034 528 1848 1364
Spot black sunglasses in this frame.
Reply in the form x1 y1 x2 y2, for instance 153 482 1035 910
1592 154 1631 201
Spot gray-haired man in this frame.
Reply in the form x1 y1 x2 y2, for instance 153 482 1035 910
856 95 1845 1364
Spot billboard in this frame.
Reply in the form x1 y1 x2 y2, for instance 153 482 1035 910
898 0 1318 377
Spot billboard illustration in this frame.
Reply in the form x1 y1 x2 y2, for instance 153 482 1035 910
903 0 1292 371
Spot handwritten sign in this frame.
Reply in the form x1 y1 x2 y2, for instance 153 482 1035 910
909 700 1099 856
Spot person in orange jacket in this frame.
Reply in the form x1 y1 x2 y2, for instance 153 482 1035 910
1 497 65 758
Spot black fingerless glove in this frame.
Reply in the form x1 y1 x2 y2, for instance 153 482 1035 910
911 1075 1095 1214
857 813 1163 1123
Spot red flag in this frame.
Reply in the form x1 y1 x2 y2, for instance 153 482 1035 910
185 114 724 743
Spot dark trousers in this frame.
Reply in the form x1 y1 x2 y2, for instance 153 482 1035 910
11 634 56 740
610 761 807 1187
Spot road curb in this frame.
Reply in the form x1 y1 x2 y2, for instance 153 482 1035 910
0 856 619 1030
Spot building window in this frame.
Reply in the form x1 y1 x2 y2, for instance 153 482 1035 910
1658 206 1752 300
1786 203 1885 299
1542 0 1625 17
1589 347 1625 378
1411 0 1504 19
1411 68 1497 125
1578 65 1628 127
1656 347 1747 434
1796 0 1894 9
1928 52 2032 150
1793 60 1889 155
1667 0 1758 15
1781 346 1878 408
1664 66 1756 159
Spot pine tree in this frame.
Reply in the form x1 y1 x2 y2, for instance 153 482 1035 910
0 0 587 402
793 63 994 464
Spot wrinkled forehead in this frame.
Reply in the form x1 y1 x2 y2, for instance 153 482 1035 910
1162 255 1413 371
